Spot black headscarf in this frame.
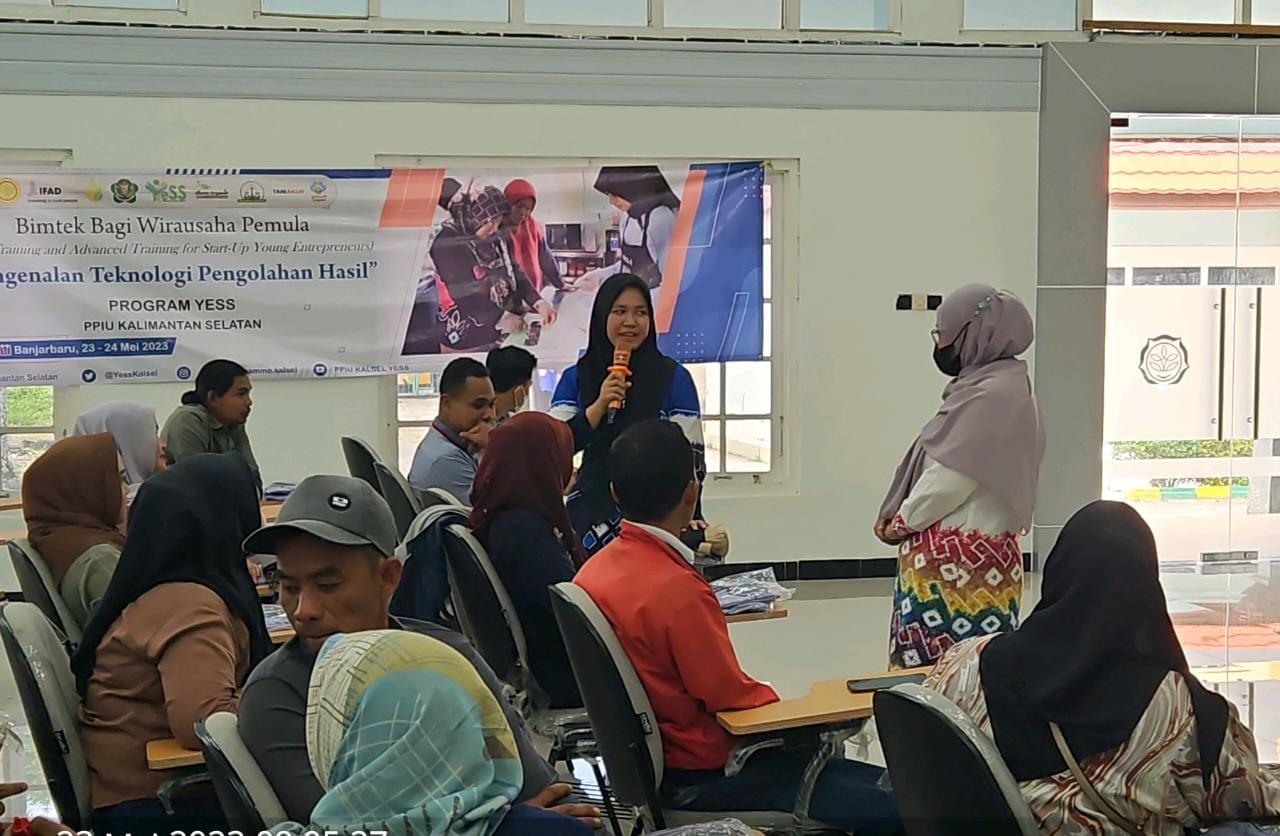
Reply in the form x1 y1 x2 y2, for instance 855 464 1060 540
575 273 677 518
72 452 272 697
979 501 1229 788
593 166 681 219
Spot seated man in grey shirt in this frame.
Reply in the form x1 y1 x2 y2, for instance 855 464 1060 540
407 357 495 503
238 475 599 828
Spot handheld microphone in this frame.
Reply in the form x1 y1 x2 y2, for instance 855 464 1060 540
606 346 632 425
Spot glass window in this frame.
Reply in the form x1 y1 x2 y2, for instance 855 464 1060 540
801 0 891 30
964 0 1076 30
0 386 55 494
725 420 771 473
1253 0 1280 24
525 0 648 26
381 0 508 21
1091 0 1235 24
259 0 367 15
702 421 723 475
397 426 428 480
688 363 722 415
664 0 781 29
725 362 771 415
65 0 180 7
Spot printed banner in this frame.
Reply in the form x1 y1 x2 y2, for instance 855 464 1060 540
0 162 765 386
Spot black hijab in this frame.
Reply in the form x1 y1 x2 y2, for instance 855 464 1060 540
593 166 681 219
72 452 273 697
979 501 1228 788
575 273 677 517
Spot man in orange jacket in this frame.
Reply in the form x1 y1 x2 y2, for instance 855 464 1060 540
575 420 903 832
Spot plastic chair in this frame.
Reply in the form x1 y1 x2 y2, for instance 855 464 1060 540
874 684 1039 836
550 583 826 833
194 712 288 831
0 603 90 827
422 487 465 508
373 461 423 542
340 436 383 497
441 524 530 692
7 540 82 645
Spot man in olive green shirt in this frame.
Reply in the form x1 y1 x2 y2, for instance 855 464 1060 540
161 365 262 490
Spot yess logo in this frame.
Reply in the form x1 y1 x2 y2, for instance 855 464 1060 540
145 180 187 203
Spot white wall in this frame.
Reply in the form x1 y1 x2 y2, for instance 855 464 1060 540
0 94 1039 562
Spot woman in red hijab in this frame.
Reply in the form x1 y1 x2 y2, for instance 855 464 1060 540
471 411 586 708
503 179 570 294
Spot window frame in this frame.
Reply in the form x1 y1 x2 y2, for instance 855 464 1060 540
0 148 68 494
248 0 903 35
383 155 797 496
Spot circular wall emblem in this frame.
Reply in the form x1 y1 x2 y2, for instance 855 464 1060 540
1139 335 1189 386
0 179 19 205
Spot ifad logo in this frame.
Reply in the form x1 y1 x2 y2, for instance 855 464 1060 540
176 365 192 381
81 368 97 384
313 363 329 378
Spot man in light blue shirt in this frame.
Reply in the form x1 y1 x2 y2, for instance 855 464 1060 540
408 357 495 504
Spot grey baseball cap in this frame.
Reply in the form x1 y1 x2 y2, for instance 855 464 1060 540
243 475 398 557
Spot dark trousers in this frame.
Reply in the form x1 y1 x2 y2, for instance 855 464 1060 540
94 795 227 835
661 749 903 834
496 804 595 835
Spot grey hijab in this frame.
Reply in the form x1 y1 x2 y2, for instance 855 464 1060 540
879 284 1045 532
73 401 160 487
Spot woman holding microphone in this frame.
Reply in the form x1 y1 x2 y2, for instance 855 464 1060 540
551 273 705 557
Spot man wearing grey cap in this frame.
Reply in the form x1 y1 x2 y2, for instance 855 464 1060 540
237 474 600 829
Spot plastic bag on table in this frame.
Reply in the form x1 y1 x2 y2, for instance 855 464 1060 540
711 568 794 615
651 821 763 835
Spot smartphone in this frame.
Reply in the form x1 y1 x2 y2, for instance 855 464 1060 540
526 320 543 347
846 673 927 693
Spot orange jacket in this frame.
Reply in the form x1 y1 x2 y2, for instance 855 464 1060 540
575 522 779 771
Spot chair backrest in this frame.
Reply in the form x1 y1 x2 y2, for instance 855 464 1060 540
423 487 465 508
7 540 82 644
195 712 288 830
874 684 1039 836
373 461 423 541
0 603 90 826
340 436 383 496
441 523 531 694
550 583 665 812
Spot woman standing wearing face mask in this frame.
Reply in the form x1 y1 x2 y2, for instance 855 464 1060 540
875 284 1045 671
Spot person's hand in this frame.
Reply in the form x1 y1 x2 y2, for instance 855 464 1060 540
460 420 494 453
585 372 631 428
595 373 629 414
526 783 602 829
874 518 906 547
0 782 26 818
535 300 557 327
688 519 709 531
15 818 69 836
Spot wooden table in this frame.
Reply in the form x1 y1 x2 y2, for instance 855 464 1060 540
146 738 204 770
0 497 21 513
269 625 294 644
717 667 931 735
725 604 788 625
